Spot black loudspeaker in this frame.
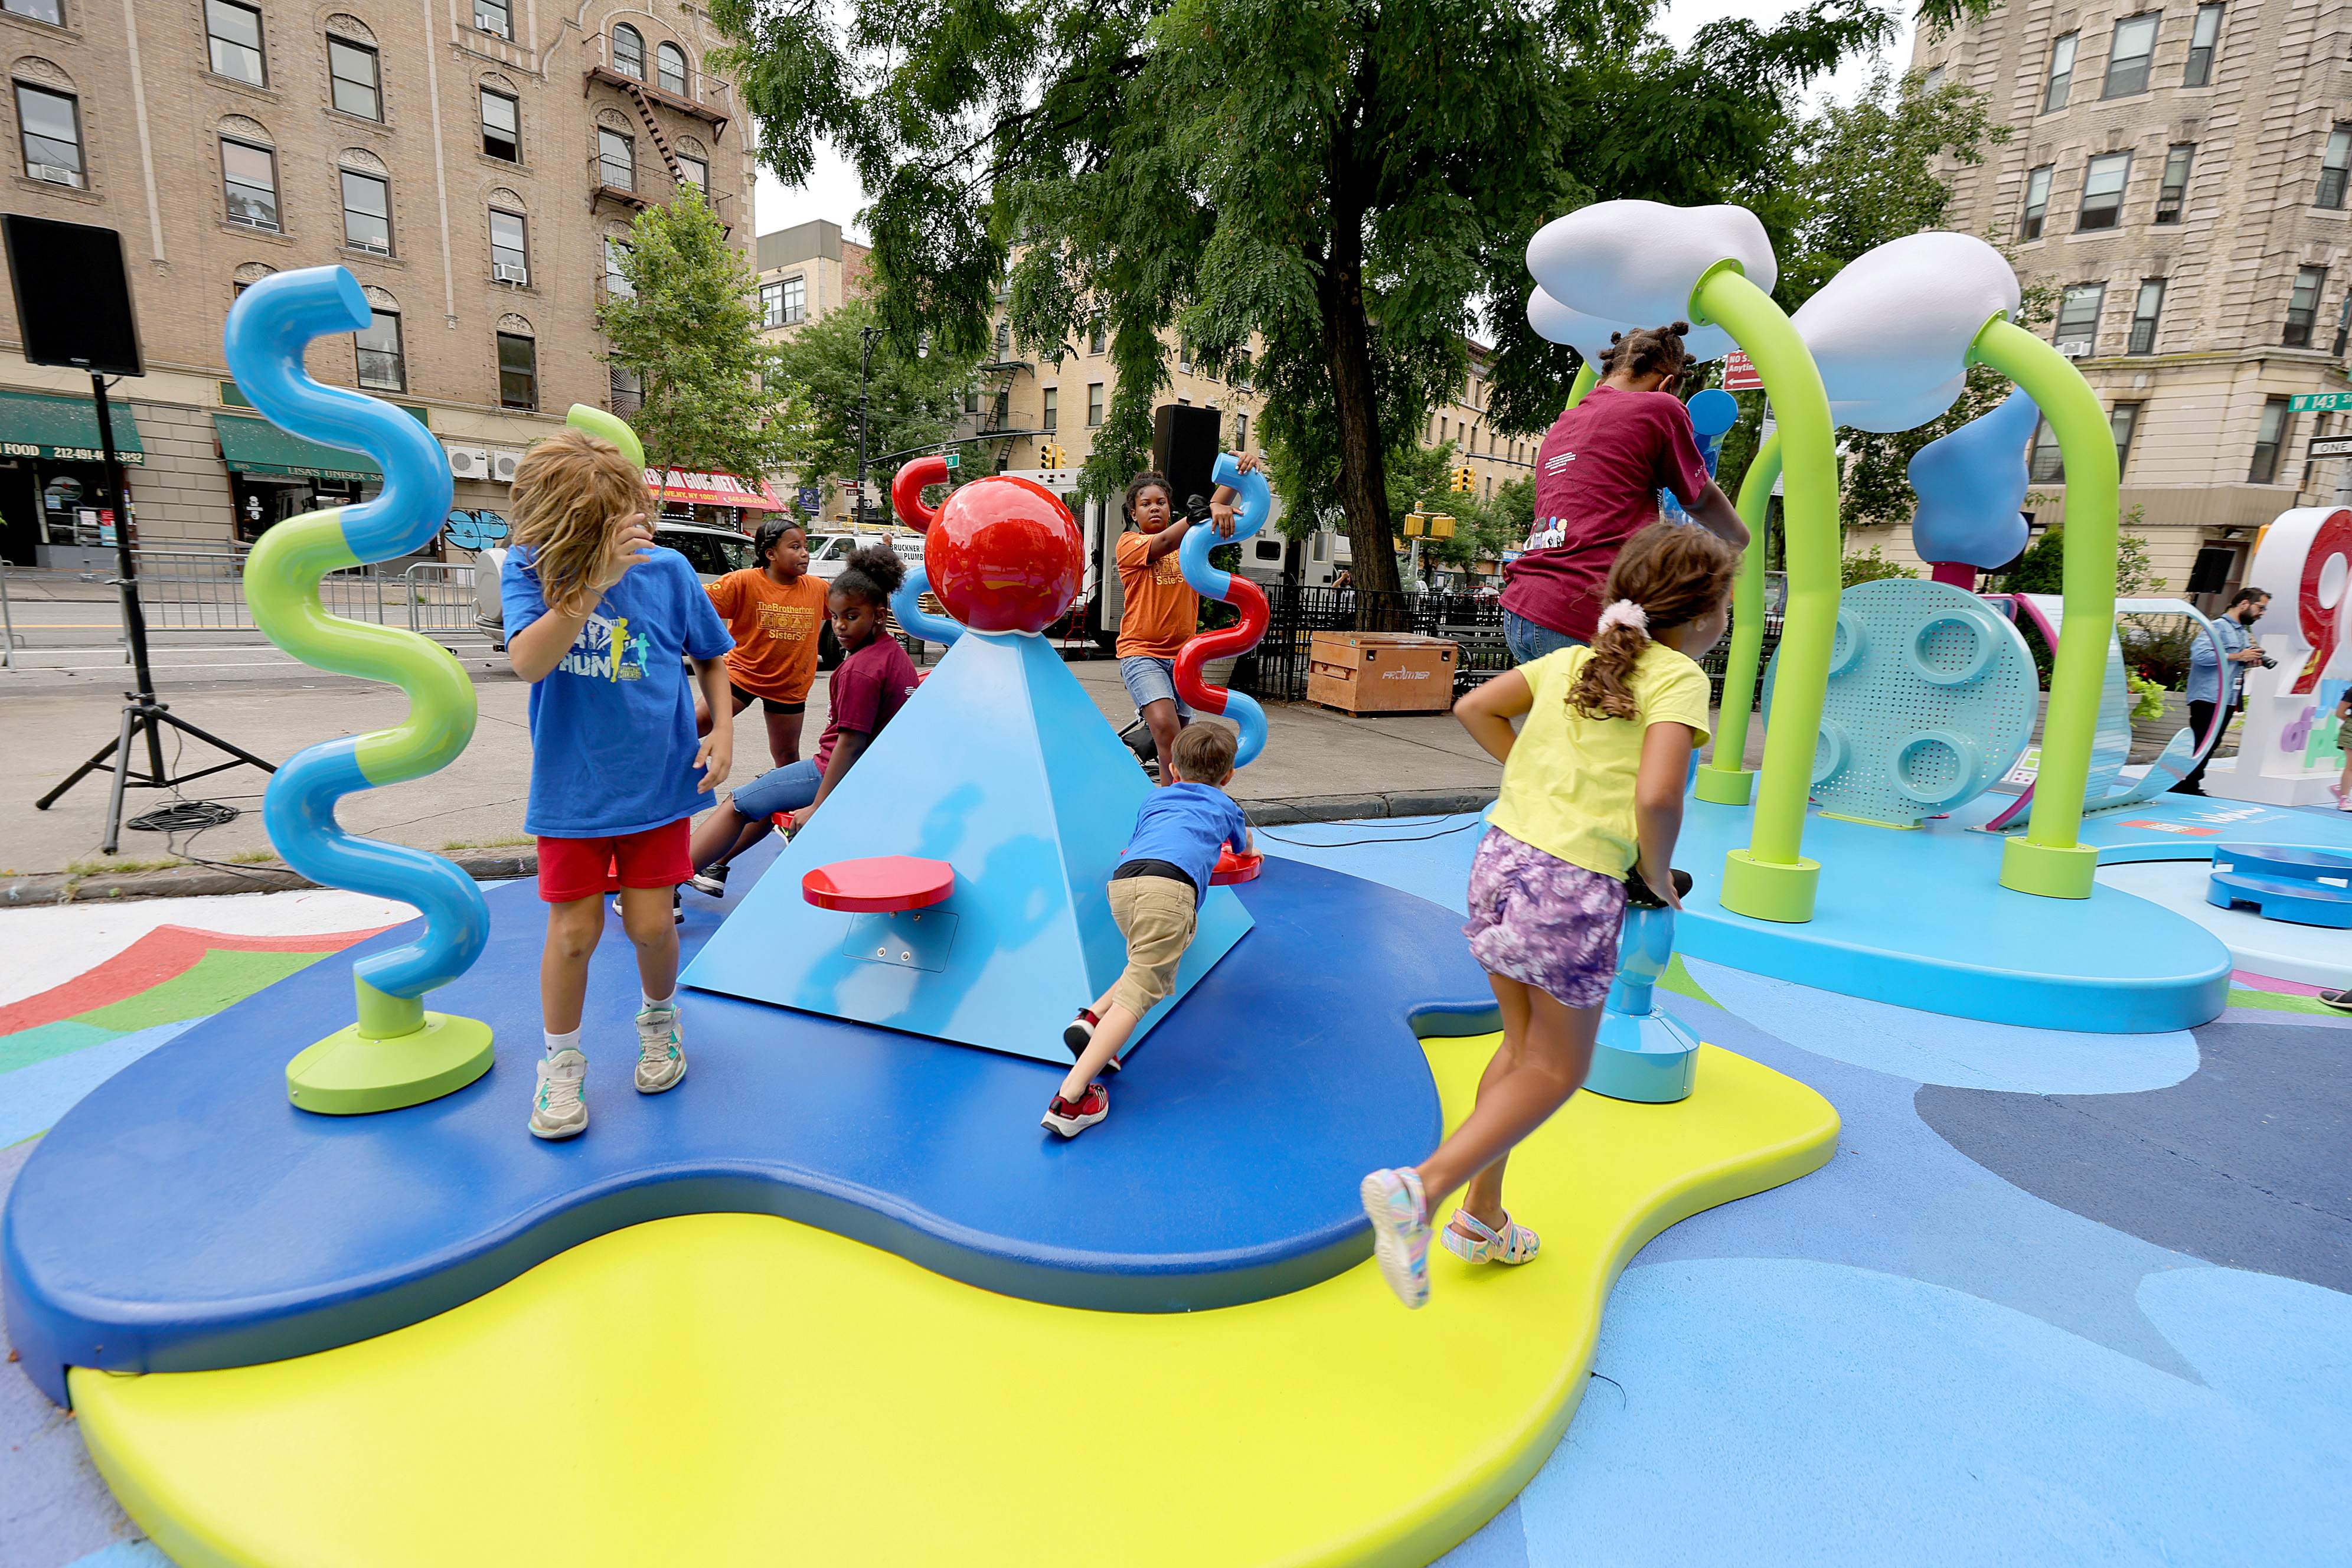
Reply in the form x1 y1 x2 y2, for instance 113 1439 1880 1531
1 214 143 375
1152 403 1222 511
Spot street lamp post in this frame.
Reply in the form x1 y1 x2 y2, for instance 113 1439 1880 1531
854 324 883 530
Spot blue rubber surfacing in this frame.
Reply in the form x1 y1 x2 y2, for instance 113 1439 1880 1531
1 853 1485 1406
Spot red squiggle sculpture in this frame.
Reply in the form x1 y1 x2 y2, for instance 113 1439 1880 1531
1174 575 1270 717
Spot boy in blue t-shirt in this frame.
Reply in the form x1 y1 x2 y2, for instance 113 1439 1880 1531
1047 722 1250 1136
501 429 734 1141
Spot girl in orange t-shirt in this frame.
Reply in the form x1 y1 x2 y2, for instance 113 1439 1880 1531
705 518 831 768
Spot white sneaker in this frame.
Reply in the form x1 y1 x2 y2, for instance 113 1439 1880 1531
635 1002 687 1093
531 1048 589 1139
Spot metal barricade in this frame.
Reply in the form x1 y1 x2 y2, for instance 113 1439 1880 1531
121 550 489 647
401 562 481 636
133 550 254 630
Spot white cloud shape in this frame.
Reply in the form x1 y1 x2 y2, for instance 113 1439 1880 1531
1793 231 2021 433
1527 201 1778 328
1526 288 1736 365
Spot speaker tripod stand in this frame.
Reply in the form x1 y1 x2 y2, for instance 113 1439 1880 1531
31 371 275 854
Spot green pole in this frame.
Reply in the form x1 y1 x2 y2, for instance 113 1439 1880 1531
1969 319 2117 899
1693 430 1781 806
1690 263 1836 923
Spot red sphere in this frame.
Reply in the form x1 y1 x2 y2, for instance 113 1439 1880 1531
922 476 1084 635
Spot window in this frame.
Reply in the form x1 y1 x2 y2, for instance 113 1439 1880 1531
497 332 537 410
2044 32 2078 112
340 170 391 253
1236 411 1249 448
1041 388 1059 432
15 84 82 188
1087 316 1105 355
2020 165 2054 239
993 318 1010 358
759 276 803 327
328 39 380 120
675 152 707 191
221 138 279 230
605 238 633 298
1179 342 1193 374
2102 14 2159 99
610 364 642 416
990 389 1008 426
489 208 527 282
1234 348 1251 390
2184 4 2223 86
207 0 267 86
473 0 509 39
1087 383 1104 426
1922 65 1945 93
2056 283 2105 353
2 0 63 22
656 41 688 96
2128 279 2165 353
2029 416 2067 483
2077 152 2130 230
2155 144 2192 223
479 89 517 161
963 386 979 416
598 128 633 190
2249 396 2290 483
2336 293 2352 355
356 309 404 391
2285 265 2327 347
612 24 645 80
2320 126 2352 210
2110 403 2141 477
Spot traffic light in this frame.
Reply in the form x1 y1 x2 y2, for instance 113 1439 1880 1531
1428 513 1456 540
1449 465 1474 494
1403 512 1426 537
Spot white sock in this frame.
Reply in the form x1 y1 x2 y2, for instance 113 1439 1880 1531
543 1027 581 1059
642 988 676 1012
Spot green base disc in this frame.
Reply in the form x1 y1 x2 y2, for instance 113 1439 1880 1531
1998 837 2099 900
286 1014 495 1116
1693 766 1755 806
1719 850 1821 925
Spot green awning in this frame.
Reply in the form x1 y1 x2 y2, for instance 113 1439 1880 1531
0 388 146 465
213 413 381 482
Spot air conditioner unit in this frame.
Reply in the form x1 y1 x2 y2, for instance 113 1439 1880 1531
489 449 523 484
492 263 528 284
347 237 390 255
32 164 80 188
2057 339 2092 358
444 444 491 479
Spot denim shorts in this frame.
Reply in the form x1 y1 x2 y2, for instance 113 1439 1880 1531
1504 610 1586 666
1119 655 1195 721
729 758 822 821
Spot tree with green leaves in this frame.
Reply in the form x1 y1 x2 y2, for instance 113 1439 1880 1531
715 0 1984 599
767 297 983 501
596 183 809 489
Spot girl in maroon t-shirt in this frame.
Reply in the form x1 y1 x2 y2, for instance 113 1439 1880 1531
1501 322 1749 663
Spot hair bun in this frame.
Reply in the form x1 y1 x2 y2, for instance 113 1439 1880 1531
1667 321 1690 337
1608 331 1625 344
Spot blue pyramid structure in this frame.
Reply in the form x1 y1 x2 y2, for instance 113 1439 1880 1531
680 631 1254 1064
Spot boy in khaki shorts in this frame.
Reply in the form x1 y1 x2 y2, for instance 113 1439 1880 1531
1046 723 1252 1136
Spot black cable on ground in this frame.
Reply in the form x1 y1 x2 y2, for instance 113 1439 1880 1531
126 800 240 832
1253 816 1487 850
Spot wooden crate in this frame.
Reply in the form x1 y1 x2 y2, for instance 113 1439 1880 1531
1306 632 1458 715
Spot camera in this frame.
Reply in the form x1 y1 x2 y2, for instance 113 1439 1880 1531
2258 652 2279 670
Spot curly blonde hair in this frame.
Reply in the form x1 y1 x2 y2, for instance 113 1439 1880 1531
509 429 651 614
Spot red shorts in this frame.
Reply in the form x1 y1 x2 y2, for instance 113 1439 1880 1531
536 819 693 903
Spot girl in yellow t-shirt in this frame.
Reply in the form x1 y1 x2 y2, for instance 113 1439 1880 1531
1360 523 1739 1309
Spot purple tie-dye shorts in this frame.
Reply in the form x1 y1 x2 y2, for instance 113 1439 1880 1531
1461 827 1628 1008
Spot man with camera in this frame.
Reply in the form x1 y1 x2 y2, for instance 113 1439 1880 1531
2171 586 2273 796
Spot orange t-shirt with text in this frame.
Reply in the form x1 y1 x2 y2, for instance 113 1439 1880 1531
706 569 829 703
1115 530 1198 660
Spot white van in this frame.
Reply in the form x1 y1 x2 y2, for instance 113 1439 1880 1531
807 530 925 581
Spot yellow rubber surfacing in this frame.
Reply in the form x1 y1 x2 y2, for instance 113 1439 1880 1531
73 1039 1838 1568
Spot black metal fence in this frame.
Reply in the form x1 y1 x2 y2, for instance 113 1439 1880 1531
1234 582 1780 713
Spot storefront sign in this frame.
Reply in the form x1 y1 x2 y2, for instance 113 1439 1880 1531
1 440 143 464
647 469 785 510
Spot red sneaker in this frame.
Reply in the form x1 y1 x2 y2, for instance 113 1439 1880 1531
1041 1080 1109 1138
1063 1009 1099 1056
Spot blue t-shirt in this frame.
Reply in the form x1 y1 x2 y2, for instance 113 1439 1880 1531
502 545 734 839
1118 782 1249 908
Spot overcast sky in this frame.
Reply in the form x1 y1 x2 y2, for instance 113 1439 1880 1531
750 2 1919 244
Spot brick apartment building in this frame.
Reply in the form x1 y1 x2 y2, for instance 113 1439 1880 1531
1891 1 2352 607
0 0 754 567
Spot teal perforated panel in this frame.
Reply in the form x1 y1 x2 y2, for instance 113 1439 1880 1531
1764 579 2038 827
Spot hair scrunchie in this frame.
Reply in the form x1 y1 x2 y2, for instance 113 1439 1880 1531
1595 599 1649 636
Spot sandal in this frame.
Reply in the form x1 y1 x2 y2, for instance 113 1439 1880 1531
1440 1207 1540 1266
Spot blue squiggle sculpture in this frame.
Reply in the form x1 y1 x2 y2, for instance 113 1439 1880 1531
1174 455 1272 767
225 267 494 1113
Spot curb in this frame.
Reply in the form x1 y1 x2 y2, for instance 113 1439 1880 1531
1 851 535 907
1 793 1500 906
